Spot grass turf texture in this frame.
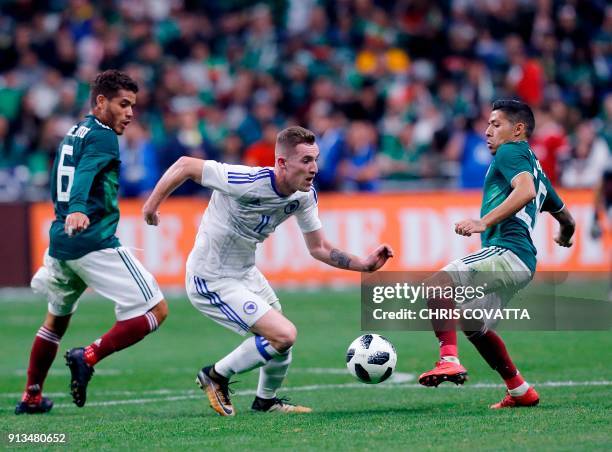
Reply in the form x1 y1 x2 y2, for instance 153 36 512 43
1 289 610 450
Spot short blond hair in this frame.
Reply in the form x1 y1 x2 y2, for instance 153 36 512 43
276 126 316 156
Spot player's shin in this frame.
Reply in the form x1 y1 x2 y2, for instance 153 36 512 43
428 296 459 362
24 326 62 397
256 348 292 399
465 329 529 395
215 335 284 378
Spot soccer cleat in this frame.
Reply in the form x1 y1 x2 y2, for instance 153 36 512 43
15 387 53 415
196 366 235 416
490 386 540 409
65 347 95 407
418 360 468 387
251 396 312 413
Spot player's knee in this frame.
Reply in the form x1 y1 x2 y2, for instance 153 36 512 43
152 300 168 325
463 328 486 341
43 312 71 337
272 324 297 351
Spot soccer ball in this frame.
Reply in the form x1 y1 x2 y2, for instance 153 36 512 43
346 334 397 384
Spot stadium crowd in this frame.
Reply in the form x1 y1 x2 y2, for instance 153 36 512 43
0 0 610 200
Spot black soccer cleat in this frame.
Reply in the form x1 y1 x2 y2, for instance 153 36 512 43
65 347 94 407
196 366 235 416
15 387 54 415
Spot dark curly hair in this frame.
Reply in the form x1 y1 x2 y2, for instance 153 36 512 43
90 69 139 108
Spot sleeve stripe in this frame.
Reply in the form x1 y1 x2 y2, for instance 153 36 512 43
228 174 271 184
510 170 534 185
227 169 270 178
550 203 565 214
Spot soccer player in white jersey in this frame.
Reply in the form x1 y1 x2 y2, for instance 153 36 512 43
143 126 393 415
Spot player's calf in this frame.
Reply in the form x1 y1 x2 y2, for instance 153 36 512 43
83 304 166 367
65 304 166 407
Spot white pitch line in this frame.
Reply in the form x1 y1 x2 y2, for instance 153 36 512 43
1 367 414 398
1 380 608 410
2 379 611 401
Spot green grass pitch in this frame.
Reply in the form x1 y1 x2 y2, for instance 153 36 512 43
1 289 610 450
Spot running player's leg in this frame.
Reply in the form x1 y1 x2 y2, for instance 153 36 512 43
460 290 538 408
16 252 86 414
418 268 467 387
451 248 538 407
64 247 166 407
187 272 308 415
419 246 531 387
245 268 308 413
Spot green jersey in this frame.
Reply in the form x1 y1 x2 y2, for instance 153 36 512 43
49 114 121 260
481 141 564 272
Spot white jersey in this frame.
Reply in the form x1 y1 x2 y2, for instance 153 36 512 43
186 161 322 279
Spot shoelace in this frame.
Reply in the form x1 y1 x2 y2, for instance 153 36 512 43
273 396 292 406
218 381 238 404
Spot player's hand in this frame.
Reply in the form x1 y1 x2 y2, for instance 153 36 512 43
454 219 487 237
363 244 394 272
142 203 160 226
554 233 574 247
65 212 90 237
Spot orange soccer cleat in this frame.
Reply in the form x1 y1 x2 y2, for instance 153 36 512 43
418 360 469 387
490 386 540 409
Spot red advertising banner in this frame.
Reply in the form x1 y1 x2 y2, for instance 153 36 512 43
30 191 610 287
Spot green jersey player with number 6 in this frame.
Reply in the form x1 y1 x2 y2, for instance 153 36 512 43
15 70 168 415
418 100 576 408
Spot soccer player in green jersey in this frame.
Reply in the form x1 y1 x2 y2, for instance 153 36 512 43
418 100 575 408
15 70 168 415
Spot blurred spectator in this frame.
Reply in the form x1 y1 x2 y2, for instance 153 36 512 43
339 121 379 192
444 113 492 189
243 121 278 167
119 121 158 197
530 106 569 185
219 132 244 165
0 0 609 200
561 121 610 188
309 102 345 191
378 120 426 180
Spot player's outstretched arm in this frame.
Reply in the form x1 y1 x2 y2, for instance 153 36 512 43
303 229 394 272
143 156 204 225
455 172 536 236
550 206 575 247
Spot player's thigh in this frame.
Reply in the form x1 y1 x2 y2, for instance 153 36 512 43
31 249 86 317
442 246 532 294
246 266 282 312
68 247 164 320
186 272 272 336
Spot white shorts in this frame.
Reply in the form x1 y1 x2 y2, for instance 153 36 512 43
186 266 280 336
31 247 164 321
442 246 533 330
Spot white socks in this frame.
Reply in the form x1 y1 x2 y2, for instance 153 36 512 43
508 381 530 396
256 349 292 399
215 335 283 378
441 355 461 364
